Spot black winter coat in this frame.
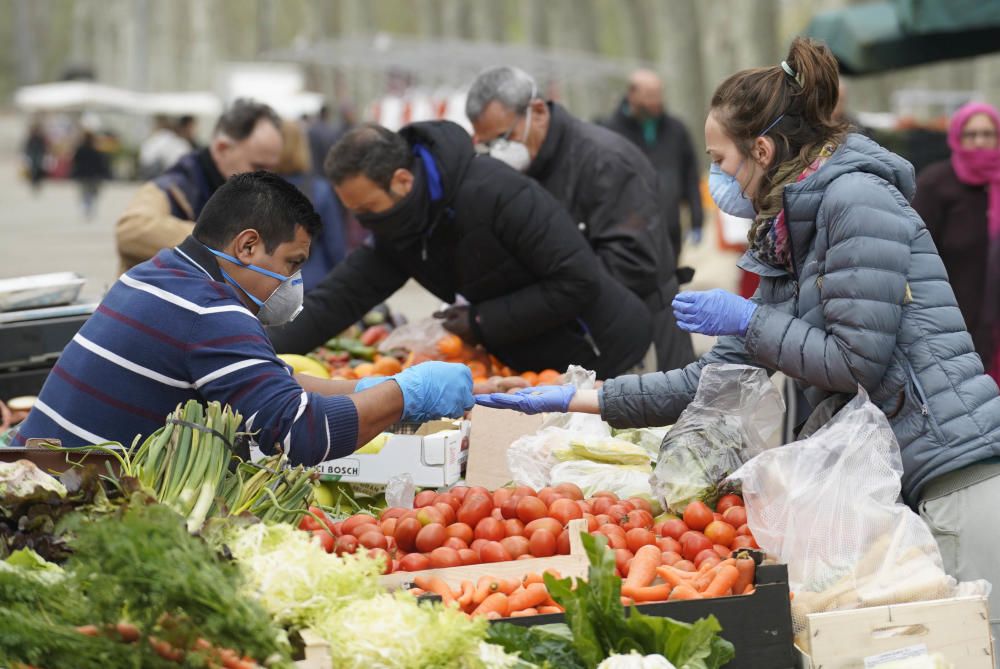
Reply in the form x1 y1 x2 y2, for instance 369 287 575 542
527 103 694 370
268 121 652 378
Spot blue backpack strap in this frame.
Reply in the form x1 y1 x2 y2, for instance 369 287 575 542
413 144 444 203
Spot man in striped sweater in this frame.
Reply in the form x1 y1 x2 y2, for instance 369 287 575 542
13 172 473 465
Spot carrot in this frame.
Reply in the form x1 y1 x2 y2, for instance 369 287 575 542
657 565 696 588
456 580 475 610
472 592 509 617
622 583 672 603
114 623 140 643
508 582 549 612
733 557 755 596
408 587 425 596
523 572 544 586
497 578 521 595
692 570 715 592
668 584 702 600
538 605 564 614
414 576 457 605
510 608 539 618
621 596 634 606
744 587 756 595
486 611 502 620
703 564 740 598
75 625 101 637
624 544 662 589
473 576 500 605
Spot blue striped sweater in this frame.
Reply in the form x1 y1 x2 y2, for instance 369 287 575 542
13 237 357 465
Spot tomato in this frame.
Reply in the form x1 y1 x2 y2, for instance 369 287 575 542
415 506 445 527
556 529 572 555
493 487 515 507
500 495 522 520
576 500 593 515
393 518 422 553
467 486 492 501
715 495 742 514
722 506 748 528
428 546 462 569
500 535 531 559
491 508 504 521
398 553 431 571
445 522 474 545
516 496 548 524
602 531 627 550
713 544 732 559
341 513 377 535
380 507 407 521
434 503 457 526
594 513 612 527
682 502 713 532
458 548 479 565
528 529 557 557
414 490 438 508
513 485 537 498
479 541 512 563
554 482 584 501
622 510 654 531
524 517 563 539
693 548 718 567
598 523 626 540
414 523 446 553
334 535 358 556
359 530 389 550
606 505 629 523
503 518 526 537
457 493 494 527
443 536 468 551
474 517 505 542
736 524 752 536
704 520 736 547
379 518 398 537
549 498 584 525
625 528 656 553
673 559 696 572
627 497 654 514
349 523 380 538
517 553 534 560
591 497 615 515
655 537 681 554
538 491 564 508
661 550 682 566
679 531 713 561
731 535 757 550
591 490 619 501
299 511 324 533
450 486 469 501
614 548 634 576
434 492 461 511
583 513 598 532
619 500 636 513
312 529 335 553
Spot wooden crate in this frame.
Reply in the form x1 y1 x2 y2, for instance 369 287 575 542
379 519 589 590
797 596 994 668
294 629 332 669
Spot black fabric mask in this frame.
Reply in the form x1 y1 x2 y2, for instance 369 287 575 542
354 163 429 245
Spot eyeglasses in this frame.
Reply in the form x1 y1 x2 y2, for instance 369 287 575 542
475 120 521 153
961 129 998 141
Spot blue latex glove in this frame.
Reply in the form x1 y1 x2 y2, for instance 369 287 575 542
474 384 576 415
687 227 703 245
354 376 388 392
393 361 474 423
672 288 758 336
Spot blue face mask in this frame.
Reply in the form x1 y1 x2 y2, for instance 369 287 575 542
204 246 304 325
708 113 785 219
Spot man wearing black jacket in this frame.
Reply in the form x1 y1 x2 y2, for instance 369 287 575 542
466 67 694 371
267 121 652 379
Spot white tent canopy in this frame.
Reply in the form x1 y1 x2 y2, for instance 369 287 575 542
14 81 222 117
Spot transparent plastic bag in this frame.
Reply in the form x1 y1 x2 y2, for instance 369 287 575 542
729 388 956 631
385 473 415 509
550 460 657 508
377 317 448 357
650 364 783 513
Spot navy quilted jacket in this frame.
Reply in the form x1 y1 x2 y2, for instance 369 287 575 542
600 133 1000 504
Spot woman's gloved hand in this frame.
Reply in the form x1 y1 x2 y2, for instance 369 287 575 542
672 289 758 336
474 384 577 415
394 361 474 422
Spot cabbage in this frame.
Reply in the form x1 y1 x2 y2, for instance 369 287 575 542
317 592 498 668
566 437 652 466
225 522 384 628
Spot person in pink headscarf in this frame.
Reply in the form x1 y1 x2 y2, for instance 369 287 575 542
913 102 1000 382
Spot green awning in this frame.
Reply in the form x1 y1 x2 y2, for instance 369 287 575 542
804 0 1000 75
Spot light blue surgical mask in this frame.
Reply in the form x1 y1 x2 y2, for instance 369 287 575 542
205 246 304 325
707 113 785 219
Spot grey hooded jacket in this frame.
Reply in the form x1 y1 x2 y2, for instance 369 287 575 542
600 133 1000 505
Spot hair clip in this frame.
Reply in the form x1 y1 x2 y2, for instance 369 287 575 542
781 60 801 86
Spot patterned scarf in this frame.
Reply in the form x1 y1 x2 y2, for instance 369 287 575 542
749 143 838 273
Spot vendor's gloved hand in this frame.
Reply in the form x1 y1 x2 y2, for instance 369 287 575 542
672 289 757 336
354 376 388 392
475 384 576 415
433 305 480 346
394 361 474 423
687 227 703 246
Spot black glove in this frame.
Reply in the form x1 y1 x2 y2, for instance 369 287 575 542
433 305 481 346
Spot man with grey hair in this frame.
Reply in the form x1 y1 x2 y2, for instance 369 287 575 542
603 69 703 256
466 66 694 371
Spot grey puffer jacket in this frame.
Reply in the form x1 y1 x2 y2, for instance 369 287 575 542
600 134 1000 505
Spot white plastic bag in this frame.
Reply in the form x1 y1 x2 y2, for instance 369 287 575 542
550 460 657 506
377 317 448 357
729 388 956 630
650 364 783 513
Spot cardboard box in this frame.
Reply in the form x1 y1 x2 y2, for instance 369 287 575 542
464 405 544 489
316 420 470 488
796 596 994 669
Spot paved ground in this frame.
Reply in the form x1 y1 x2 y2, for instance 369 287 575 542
0 113 741 357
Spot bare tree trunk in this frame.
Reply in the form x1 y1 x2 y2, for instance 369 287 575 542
623 0 654 62
655 0 708 160
189 0 213 90
12 0 40 85
732 0 779 68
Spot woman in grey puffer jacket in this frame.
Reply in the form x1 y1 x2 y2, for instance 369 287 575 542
478 37 1000 643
